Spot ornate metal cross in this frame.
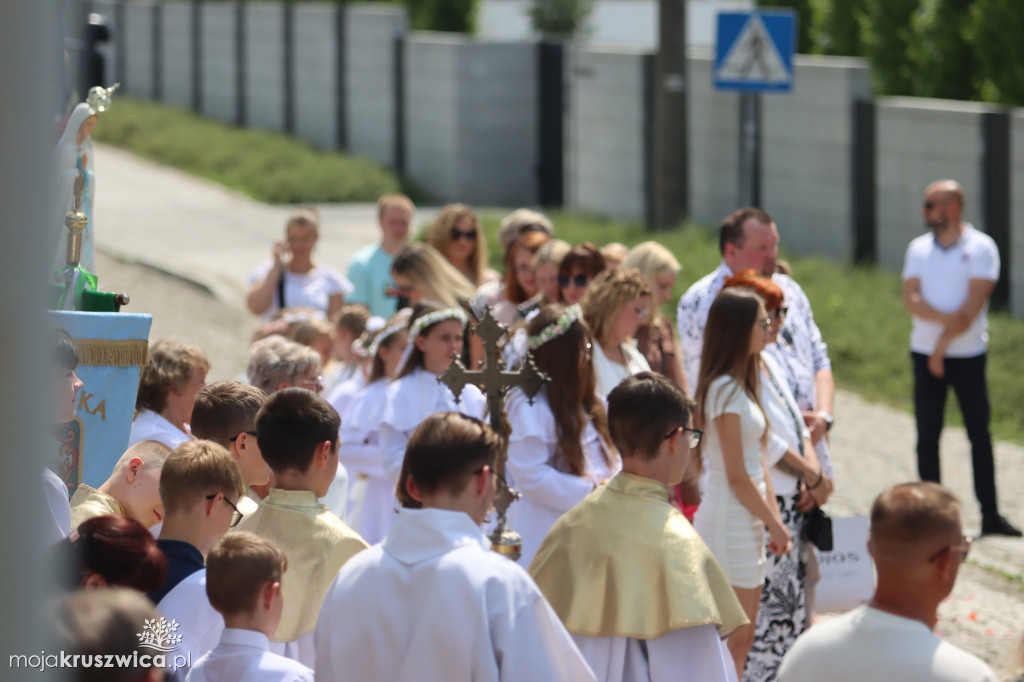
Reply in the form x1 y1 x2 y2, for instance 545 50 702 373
439 307 548 561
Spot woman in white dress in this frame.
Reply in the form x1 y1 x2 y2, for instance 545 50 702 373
723 272 834 682
247 208 354 322
379 303 486 484
506 303 620 566
581 267 653 397
692 287 791 680
337 310 410 543
129 339 210 449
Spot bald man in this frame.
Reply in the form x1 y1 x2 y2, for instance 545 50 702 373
902 180 1019 537
778 482 996 681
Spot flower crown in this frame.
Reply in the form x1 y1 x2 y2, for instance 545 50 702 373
367 320 408 359
408 307 468 342
527 304 582 350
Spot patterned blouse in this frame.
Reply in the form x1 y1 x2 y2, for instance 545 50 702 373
676 262 834 475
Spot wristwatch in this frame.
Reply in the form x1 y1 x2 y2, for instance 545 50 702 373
820 412 835 432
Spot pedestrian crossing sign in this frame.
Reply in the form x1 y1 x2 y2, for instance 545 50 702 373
714 10 796 93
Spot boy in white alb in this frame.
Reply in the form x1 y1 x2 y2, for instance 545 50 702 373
530 373 746 682
315 412 596 681
152 440 247 680
186 533 313 682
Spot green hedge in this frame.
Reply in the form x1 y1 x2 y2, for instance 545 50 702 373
92 97 406 204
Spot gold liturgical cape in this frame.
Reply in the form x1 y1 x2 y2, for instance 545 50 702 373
69 484 126 528
235 488 369 642
529 472 748 639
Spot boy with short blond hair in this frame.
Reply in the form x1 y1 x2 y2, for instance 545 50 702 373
190 380 270 514
151 440 246 680
236 388 368 668
70 439 172 530
187 533 313 682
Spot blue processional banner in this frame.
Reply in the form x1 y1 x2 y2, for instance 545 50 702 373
46 311 152 493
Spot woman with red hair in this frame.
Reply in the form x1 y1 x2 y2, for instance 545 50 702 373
53 514 168 593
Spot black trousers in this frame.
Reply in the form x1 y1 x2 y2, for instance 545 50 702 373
912 352 998 516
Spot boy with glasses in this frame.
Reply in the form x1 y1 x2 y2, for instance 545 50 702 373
530 372 746 682
149 439 246 678
191 380 271 515
236 388 368 669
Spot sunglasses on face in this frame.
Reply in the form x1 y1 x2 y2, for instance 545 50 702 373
450 228 478 242
558 274 589 288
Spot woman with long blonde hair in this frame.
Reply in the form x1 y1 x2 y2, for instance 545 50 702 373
423 204 497 287
692 287 791 679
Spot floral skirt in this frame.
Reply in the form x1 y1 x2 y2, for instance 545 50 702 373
743 492 808 682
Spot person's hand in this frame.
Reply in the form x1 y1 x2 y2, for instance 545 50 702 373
928 352 945 378
80 153 88 170
272 240 287 270
807 476 833 507
767 520 792 556
803 411 827 444
796 490 817 513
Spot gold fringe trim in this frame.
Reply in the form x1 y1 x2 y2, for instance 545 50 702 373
75 338 149 367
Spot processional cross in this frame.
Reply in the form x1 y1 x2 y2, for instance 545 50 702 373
439 307 549 562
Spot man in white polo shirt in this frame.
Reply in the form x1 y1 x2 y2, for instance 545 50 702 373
901 179 1020 537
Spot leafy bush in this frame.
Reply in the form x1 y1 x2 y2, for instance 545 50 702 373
406 0 479 32
92 97 405 204
809 0 862 56
907 0 977 101
859 0 919 95
528 0 594 38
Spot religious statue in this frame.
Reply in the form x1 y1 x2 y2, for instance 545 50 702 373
51 82 119 276
439 307 549 561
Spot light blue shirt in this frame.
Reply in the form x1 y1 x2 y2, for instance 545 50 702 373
346 244 397 317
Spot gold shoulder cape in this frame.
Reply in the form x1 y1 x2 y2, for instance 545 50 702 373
69 485 126 528
529 472 748 639
235 488 369 642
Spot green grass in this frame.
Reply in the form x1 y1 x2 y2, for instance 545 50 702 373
92 97 408 204
480 211 1024 445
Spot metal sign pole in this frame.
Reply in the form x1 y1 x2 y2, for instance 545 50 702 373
739 91 761 208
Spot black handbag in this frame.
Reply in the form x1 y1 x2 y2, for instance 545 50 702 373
803 506 834 552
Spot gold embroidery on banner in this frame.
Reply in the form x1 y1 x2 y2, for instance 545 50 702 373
74 338 149 367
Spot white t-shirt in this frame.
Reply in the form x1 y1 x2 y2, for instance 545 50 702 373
902 224 999 357
778 606 997 682
42 468 71 548
249 262 355 322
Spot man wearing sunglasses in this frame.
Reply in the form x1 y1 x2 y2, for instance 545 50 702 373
902 179 1020 538
779 482 997 682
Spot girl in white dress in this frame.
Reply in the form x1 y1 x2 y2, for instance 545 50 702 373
379 303 486 484
338 311 410 544
581 268 653 397
506 303 620 566
692 287 791 680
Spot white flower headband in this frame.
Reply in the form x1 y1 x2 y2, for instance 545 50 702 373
367 320 408 359
408 307 468 342
527 304 582 350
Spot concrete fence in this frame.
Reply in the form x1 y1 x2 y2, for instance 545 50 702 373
90 1 1023 314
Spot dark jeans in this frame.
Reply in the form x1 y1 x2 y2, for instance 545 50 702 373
912 352 998 516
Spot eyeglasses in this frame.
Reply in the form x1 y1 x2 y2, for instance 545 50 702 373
450 228 478 242
207 493 244 528
757 317 772 332
558 274 589 288
923 200 944 210
927 535 971 563
299 375 325 393
771 307 789 320
664 426 703 449
228 430 258 443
